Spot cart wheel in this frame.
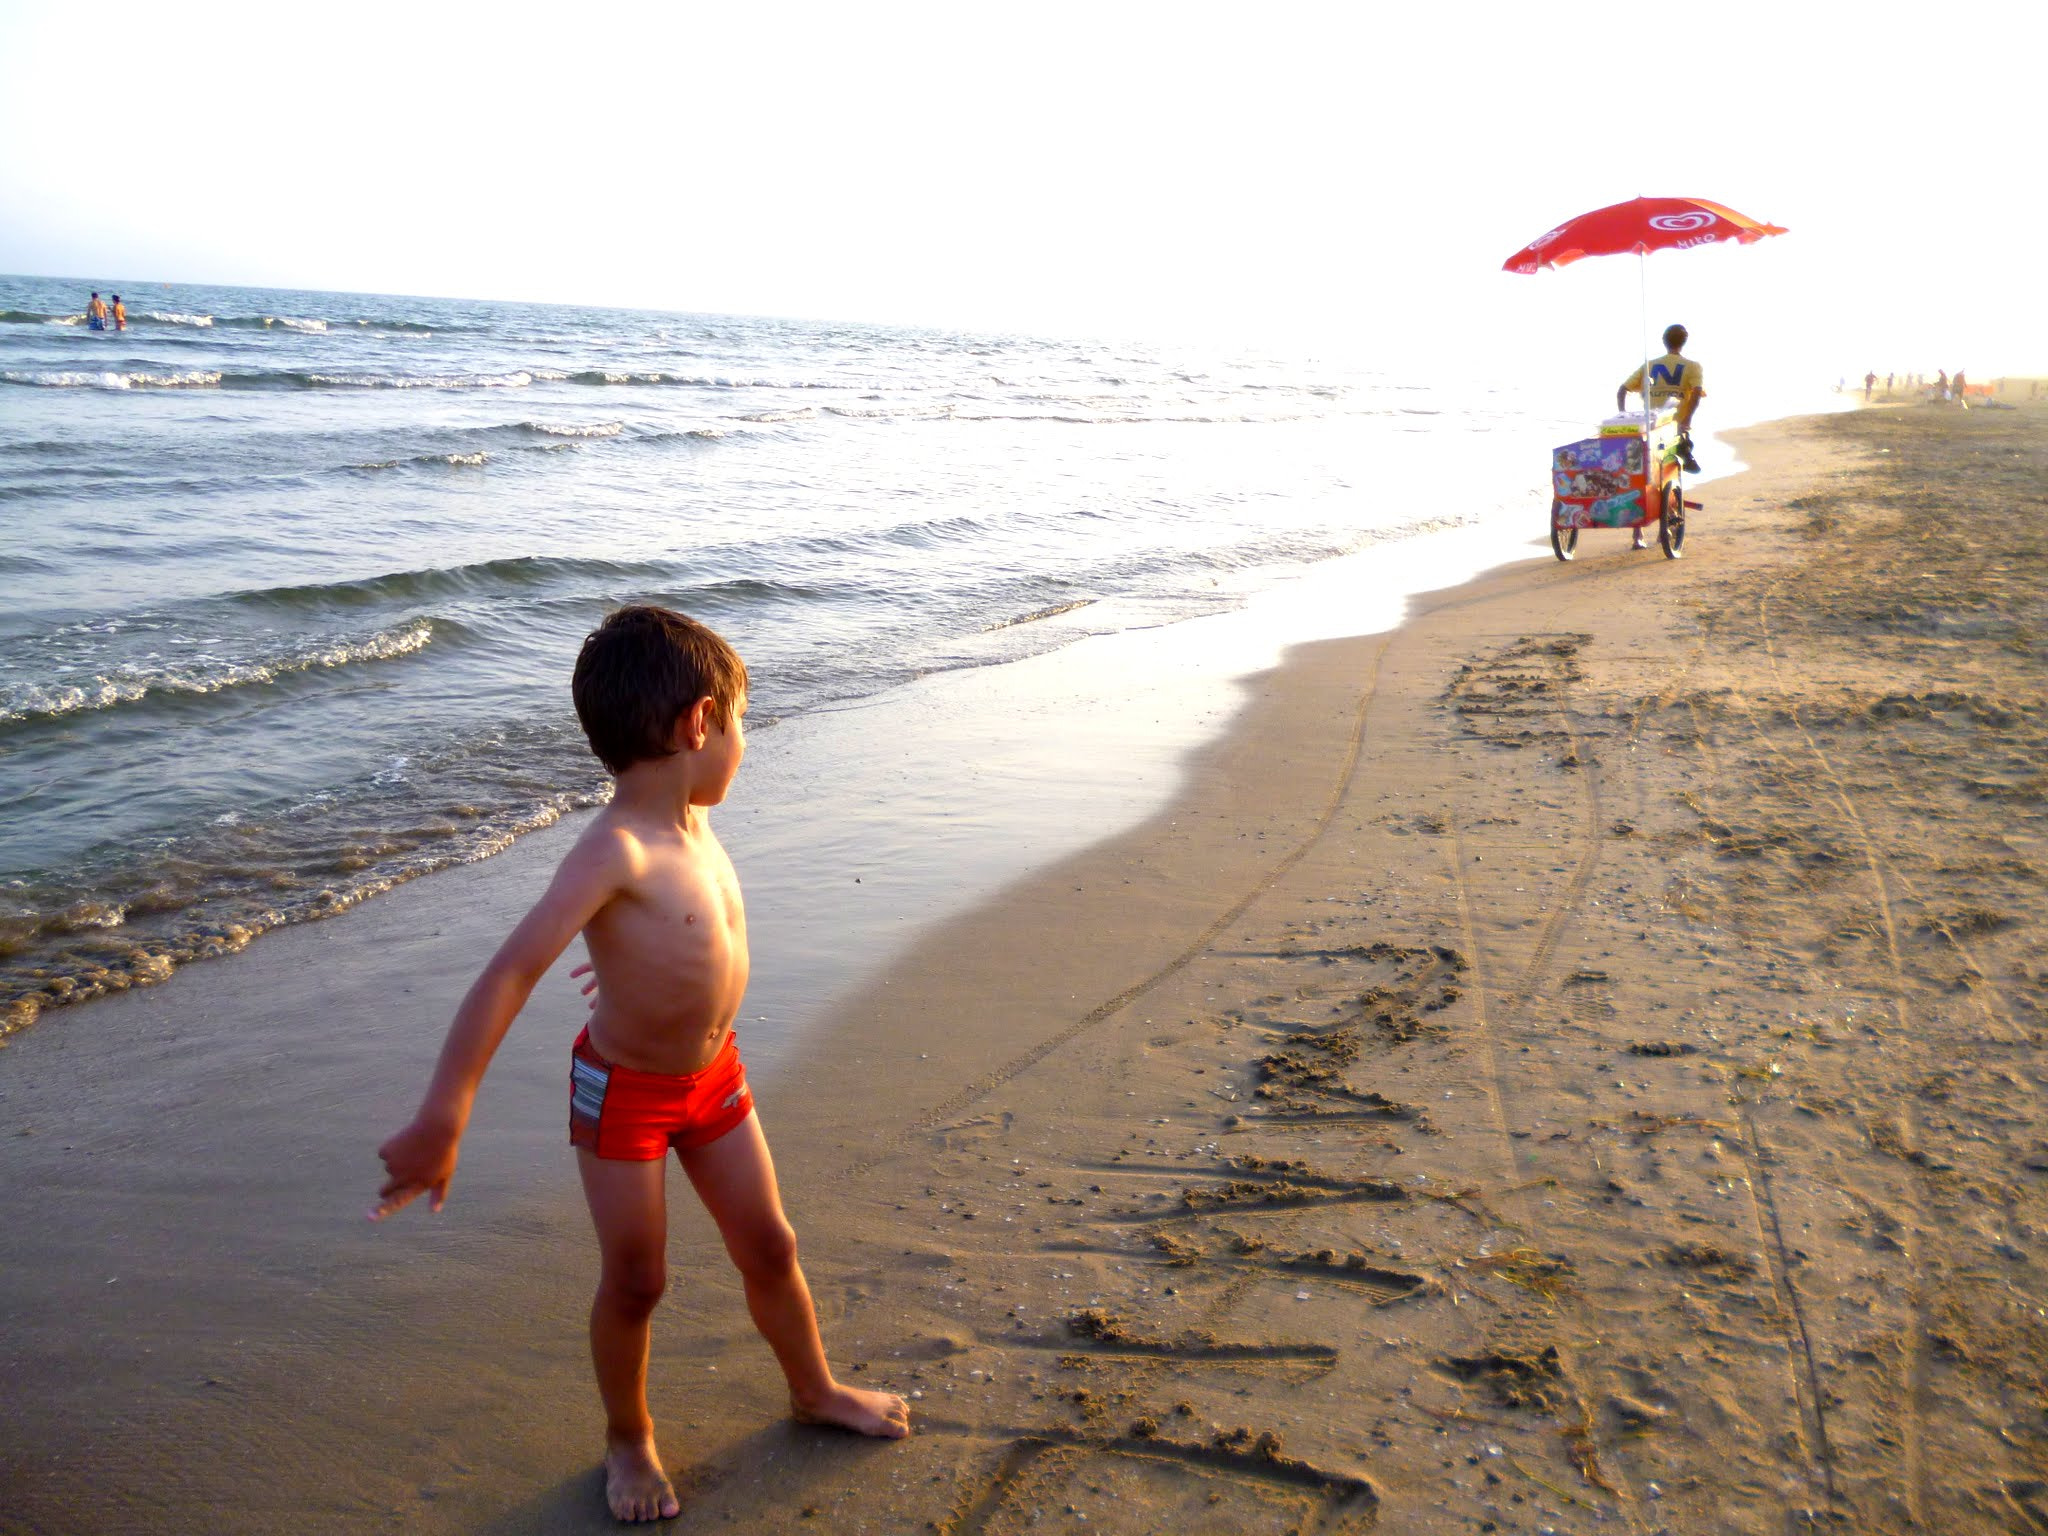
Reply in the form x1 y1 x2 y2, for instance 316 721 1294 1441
1659 483 1686 559
1550 501 1578 562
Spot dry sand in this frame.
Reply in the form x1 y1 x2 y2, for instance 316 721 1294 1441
4 398 2045 1534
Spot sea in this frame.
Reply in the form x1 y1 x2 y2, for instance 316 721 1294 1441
0 273 1821 1036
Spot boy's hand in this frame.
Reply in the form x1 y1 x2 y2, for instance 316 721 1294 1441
371 1118 461 1220
570 960 599 1014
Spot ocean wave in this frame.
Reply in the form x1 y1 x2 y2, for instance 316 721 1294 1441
1 369 222 390
821 403 958 420
0 771 609 1036
518 420 624 438
0 306 225 329
283 369 532 390
215 314 329 332
766 511 988 565
982 598 1097 631
0 307 456 335
564 369 813 388
224 554 671 611
1 307 443 334
348 317 438 334
567 370 684 387
632 426 742 448
140 368 542 391
0 481 85 503
6 363 746 392
0 619 439 727
617 575 831 618
350 451 491 471
736 407 818 423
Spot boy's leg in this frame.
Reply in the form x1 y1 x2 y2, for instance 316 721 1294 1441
576 1149 683 1522
678 1113 910 1438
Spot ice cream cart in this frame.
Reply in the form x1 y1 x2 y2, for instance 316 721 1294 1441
1548 407 1695 561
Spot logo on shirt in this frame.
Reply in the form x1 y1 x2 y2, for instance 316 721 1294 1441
1649 362 1688 386
1649 212 1717 233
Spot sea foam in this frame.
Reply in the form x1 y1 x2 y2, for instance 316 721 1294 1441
1 369 223 389
0 619 438 726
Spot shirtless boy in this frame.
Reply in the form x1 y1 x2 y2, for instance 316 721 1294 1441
373 605 910 1522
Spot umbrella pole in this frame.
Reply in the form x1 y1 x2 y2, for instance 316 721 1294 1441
1639 248 1652 439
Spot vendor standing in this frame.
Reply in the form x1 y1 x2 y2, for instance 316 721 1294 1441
1618 323 1704 474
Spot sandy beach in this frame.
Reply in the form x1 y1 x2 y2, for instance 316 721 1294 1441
4 398 2045 1535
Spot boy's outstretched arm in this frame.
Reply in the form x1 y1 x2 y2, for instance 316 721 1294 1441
371 830 635 1221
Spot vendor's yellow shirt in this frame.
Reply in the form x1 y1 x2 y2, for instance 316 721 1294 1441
1623 351 1704 407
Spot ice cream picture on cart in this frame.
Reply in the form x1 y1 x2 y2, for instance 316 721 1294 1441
1548 399 1691 560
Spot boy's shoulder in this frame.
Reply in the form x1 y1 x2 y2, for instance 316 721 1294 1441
559 809 655 886
562 803 706 879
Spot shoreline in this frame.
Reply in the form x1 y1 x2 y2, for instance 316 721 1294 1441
9 399 2034 1535
0 374 1843 1045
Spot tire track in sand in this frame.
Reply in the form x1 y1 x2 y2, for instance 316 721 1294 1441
1746 586 1986 1529
1437 631 1688 1534
1676 678 1845 1520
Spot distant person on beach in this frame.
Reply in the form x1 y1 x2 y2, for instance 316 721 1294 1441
111 294 125 330
1618 323 1703 474
1864 371 1876 400
1936 370 1949 400
373 605 909 1523
85 291 106 331
1953 369 1968 404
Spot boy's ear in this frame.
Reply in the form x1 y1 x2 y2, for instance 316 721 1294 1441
669 696 717 753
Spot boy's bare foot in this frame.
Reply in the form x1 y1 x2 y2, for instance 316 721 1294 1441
604 1434 681 1523
792 1382 913 1439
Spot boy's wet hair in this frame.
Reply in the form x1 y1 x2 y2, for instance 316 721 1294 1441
572 605 748 775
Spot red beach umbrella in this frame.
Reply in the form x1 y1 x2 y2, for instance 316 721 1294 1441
1502 196 1788 274
1503 195 1789 447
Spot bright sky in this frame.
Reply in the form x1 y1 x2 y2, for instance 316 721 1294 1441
2 1 2038 376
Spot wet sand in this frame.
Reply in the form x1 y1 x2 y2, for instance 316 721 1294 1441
4 399 2045 1534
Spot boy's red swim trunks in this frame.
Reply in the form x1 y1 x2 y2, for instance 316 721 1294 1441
569 1026 752 1160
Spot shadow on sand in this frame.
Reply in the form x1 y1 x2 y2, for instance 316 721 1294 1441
476 1420 908 1533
